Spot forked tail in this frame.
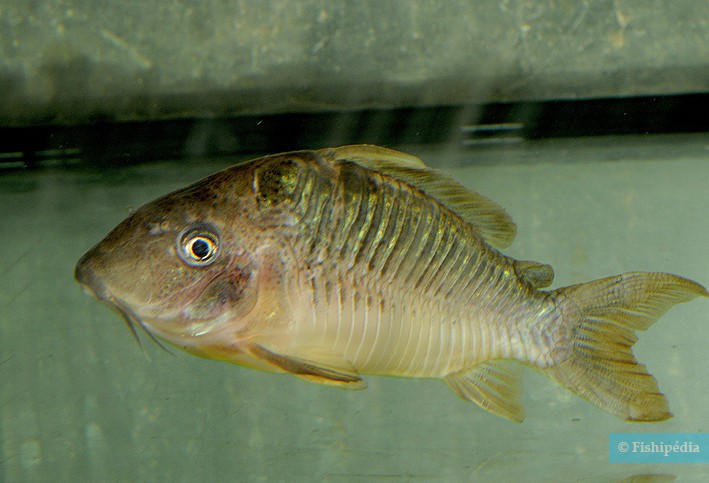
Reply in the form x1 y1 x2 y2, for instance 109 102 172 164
546 272 707 422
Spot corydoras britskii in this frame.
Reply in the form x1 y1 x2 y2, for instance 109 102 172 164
75 145 707 422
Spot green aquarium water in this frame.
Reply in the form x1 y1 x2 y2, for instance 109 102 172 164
2 134 708 481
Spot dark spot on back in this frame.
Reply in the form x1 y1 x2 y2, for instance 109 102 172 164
254 159 301 207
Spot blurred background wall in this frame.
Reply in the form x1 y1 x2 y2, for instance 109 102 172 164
1 0 707 127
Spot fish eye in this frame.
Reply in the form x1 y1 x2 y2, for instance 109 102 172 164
178 228 219 267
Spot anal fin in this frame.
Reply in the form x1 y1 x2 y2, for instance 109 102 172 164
250 344 367 389
445 360 525 422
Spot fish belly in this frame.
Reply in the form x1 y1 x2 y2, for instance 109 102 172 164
293 258 557 379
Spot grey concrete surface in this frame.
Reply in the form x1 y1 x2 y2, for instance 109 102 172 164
2 134 709 480
1 0 708 126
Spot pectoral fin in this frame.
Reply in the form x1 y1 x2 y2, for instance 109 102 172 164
445 360 525 422
249 344 367 389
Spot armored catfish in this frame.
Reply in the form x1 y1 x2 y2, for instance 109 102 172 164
75 145 707 422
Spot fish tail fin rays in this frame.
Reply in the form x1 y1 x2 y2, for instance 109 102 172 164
445 360 525 422
545 272 707 422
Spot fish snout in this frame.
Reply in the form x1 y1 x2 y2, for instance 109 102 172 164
75 248 108 300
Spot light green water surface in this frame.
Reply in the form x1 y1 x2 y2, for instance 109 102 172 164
2 134 708 482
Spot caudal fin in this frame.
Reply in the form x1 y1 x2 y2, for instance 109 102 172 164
545 272 707 422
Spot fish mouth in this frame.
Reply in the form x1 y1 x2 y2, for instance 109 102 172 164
75 260 170 352
101 292 171 352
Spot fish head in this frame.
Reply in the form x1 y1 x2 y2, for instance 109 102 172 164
74 161 293 350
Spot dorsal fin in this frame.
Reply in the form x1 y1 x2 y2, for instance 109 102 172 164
322 145 517 249
326 144 427 169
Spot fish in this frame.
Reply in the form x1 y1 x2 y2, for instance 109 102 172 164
75 144 707 422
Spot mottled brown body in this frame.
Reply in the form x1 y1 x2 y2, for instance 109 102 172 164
76 145 706 422
260 152 559 375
